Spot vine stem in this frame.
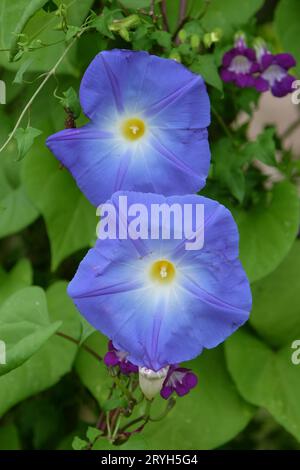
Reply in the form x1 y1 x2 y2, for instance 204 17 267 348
0 35 79 156
55 331 103 362
160 0 169 31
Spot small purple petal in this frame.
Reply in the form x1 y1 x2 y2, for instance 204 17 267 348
275 53 296 70
271 74 295 97
254 76 269 92
104 351 119 367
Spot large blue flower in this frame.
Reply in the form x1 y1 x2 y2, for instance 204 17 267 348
46 50 211 206
68 192 251 371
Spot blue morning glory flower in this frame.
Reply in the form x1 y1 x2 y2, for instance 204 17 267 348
68 191 252 371
46 49 211 206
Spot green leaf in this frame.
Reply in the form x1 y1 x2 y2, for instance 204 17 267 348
86 426 101 443
15 126 42 161
212 138 245 203
0 111 39 238
0 258 32 306
143 347 254 450
232 181 300 283
0 282 81 417
13 58 33 84
72 436 88 450
7 0 49 61
151 31 172 49
201 0 264 38
0 287 61 376
242 128 277 166
22 136 96 270
60 86 81 119
0 0 94 75
275 0 300 76
65 25 81 42
190 55 223 92
118 0 153 8
250 241 300 348
75 332 111 407
225 329 300 442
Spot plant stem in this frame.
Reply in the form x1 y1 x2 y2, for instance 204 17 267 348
160 0 169 31
179 0 188 23
55 331 102 362
0 35 79 156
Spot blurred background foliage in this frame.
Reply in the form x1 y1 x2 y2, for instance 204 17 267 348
0 0 300 450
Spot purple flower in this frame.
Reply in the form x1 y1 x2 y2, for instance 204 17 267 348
46 49 211 206
104 340 138 374
160 365 198 399
255 49 296 97
68 192 252 371
220 36 259 88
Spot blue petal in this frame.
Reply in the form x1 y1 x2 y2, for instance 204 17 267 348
68 192 251 370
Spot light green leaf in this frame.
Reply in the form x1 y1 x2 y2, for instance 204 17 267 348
118 0 153 8
201 0 264 38
75 332 111 407
242 128 277 166
13 58 34 84
0 0 94 75
190 55 223 92
275 0 300 76
151 31 172 49
232 181 300 282
15 126 42 161
143 347 254 450
8 0 49 61
225 329 300 442
0 282 81 417
0 258 32 307
250 241 300 348
0 287 61 376
72 436 88 450
0 111 39 238
22 136 96 270
60 86 81 118
86 426 101 443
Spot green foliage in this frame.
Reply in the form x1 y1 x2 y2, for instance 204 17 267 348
250 241 300 347
0 282 81 417
23 134 96 270
0 0 299 452
14 126 43 161
233 182 300 282
0 286 61 376
225 329 300 442
275 0 300 76
144 348 254 450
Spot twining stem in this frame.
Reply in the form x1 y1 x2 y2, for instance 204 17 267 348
160 0 169 31
179 0 188 23
0 35 79 156
55 331 103 362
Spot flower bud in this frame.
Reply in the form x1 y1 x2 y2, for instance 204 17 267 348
139 366 169 400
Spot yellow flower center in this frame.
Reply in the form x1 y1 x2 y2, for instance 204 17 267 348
150 259 176 284
122 118 146 141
